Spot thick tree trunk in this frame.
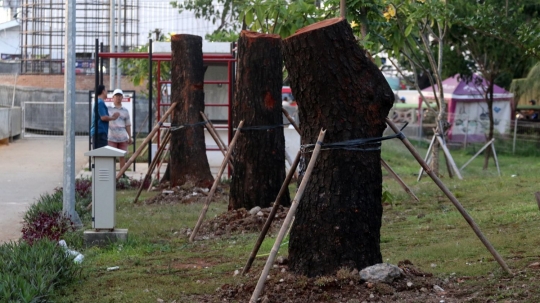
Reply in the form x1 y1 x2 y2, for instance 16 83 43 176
169 34 214 188
229 30 291 210
282 18 395 277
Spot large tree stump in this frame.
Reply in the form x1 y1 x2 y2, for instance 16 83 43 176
169 34 214 188
229 31 291 210
282 18 395 277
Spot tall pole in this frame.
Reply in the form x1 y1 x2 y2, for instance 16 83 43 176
148 39 153 165
100 42 104 85
63 0 77 223
116 0 121 89
109 0 116 89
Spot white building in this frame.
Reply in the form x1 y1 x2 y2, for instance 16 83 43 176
0 19 20 59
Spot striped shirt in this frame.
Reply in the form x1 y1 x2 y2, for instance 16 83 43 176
107 106 131 142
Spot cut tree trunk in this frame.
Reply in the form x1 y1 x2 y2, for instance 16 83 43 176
229 30 290 210
282 18 395 277
168 34 214 188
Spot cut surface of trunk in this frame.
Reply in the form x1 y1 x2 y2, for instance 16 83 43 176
282 18 395 277
169 34 214 188
229 30 290 210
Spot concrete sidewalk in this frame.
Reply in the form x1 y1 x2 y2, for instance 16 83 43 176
0 137 90 243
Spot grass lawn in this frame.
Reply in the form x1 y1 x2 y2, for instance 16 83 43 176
54 139 540 302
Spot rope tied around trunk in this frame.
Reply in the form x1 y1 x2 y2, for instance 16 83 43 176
300 123 408 153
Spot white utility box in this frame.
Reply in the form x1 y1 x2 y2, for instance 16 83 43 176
84 146 126 230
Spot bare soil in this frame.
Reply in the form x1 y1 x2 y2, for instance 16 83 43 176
192 260 540 303
143 185 540 303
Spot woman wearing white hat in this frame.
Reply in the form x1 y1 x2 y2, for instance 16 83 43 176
108 88 132 176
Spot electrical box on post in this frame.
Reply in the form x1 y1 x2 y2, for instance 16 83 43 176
84 146 126 230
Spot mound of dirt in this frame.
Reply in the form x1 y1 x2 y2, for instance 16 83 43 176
189 206 289 240
215 260 460 303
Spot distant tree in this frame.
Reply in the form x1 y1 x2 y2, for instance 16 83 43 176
448 0 539 168
348 0 453 176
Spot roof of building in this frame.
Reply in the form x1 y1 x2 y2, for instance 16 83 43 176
0 20 19 31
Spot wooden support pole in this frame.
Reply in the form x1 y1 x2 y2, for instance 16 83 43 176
436 135 462 179
200 111 234 169
189 121 244 242
200 111 229 152
116 102 177 179
133 130 171 203
381 159 420 202
282 107 300 133
386 118 512 275
242 150 301 275
147 148 169 192
284 150 299 180
491 142 501 177
250 129 326 303
459 138 495 171
418 135 436 182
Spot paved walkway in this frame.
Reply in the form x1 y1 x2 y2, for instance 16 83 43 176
0 137 227 244
0 137 90 243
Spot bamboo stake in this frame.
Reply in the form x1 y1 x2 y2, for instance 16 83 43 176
189 120 245 242
282 108 300 133
381 159 420 202
116 102 177 179
418 135 436 182
490 142 501 177
386 118 512 275
284 150 299 179
436 135 463 180
200 111 234 169
459 138 495 171
250 129 326 303
242 150 302 275
200 111 230 154
133 130 171 203
148 147 170 192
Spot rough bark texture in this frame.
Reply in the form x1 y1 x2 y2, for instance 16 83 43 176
282 18 395 277
229 30 291 210
169 34 214 188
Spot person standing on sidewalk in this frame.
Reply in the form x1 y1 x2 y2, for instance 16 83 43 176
90 85 119 149
107 89 132 175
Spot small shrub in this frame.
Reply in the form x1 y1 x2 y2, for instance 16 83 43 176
0 239 81 302
22 212 75 245
23 191 63 224
75 177 92 199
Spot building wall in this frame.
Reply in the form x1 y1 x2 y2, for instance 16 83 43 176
0 25 20 55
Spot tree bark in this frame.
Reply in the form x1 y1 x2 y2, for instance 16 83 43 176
229 30 291 210
282 18 395 277
169 34 214 188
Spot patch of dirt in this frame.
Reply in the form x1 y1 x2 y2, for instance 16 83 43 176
191 205 289 239
191 259 540 303
146 183 289 240
191 260 463 303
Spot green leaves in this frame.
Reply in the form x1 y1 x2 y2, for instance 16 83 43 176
0 239 82 302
